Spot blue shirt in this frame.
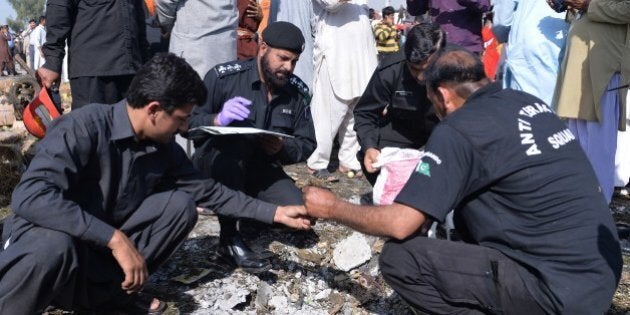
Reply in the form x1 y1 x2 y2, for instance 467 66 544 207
7 33 13 49
493 0 568 106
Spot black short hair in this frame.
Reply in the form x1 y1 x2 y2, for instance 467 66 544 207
127 53 207 113
404 21 445 64
29 19 36 23
424 45 487 95
382 6 395 17
39 16 46 23
369 8 375 19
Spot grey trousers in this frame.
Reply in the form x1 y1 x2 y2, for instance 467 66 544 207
0 190 197 314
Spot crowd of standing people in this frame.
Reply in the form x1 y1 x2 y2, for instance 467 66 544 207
0 0 627 314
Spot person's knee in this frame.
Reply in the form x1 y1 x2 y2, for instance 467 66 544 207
379 238 429 285
27 229 77 273
167 190 198 231
379 240 409 282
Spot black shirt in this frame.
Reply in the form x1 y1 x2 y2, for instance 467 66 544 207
395 83 622 313
188 58 316 165
354 52 438 153
43 0 148 78
10 101 277 248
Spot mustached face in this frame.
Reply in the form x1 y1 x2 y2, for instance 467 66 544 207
260 45 299 90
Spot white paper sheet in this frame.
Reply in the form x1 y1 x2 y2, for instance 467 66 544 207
189 126 294 138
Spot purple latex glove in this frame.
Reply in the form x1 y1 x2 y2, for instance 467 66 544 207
216 96 252 126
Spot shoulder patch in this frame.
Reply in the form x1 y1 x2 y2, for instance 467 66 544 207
288 75 311 103
214 61 250 78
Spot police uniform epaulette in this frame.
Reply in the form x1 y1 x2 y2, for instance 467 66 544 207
378 51 406 71
214 61 250 78
288 74 311 101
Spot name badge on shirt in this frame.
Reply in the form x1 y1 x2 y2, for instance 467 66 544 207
282 108 293 115
395 91 413 97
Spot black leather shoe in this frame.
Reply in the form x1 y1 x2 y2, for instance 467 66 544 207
218 234 272 274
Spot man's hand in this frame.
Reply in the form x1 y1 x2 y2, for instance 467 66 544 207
274 205 313 230
363 148 380 173
107 229 148 294
215 96 252 126
565 0 590 11
37 67 60 89
246 0 263 21
257 135 284 155
302 186 338 219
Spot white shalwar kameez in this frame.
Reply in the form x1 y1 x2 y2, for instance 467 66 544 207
31 25 46 70
307 0 377 171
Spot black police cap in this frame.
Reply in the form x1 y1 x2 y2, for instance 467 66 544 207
262 21 305 54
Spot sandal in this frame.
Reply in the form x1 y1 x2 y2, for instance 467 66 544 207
117 292 168 315
308 168 339 182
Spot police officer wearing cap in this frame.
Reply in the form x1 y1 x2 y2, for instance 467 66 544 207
187 21 315 273
354 22 445 188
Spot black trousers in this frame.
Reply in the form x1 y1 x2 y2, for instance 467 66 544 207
379 237 553 315
192 145 302 239
70 75 134 109
0 190 197 314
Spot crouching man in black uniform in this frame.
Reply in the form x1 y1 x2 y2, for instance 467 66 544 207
0 53 311 314
354 22 443 187
187 22 315 274
303 47 622 314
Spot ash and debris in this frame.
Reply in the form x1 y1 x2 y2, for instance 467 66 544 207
144 163 414 314
143 165 630 314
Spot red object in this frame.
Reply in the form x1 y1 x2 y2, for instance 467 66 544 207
23 88 61 139
481 25 500 80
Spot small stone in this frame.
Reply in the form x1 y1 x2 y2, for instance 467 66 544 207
269 295 289 310
199 300 211 308
296 248 325 264
328 292 346 314
255 281 273 310
314 288 331 300
333 232 372 271
215 286 251 311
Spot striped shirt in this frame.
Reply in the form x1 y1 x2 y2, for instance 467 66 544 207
373 22 399 53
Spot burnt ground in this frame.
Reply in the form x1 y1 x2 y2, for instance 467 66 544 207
4 161 629 314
